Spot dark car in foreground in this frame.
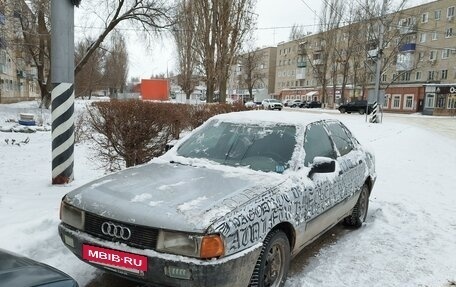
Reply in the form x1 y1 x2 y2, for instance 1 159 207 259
338 100 374 114
0 249 78 287
59 111 376 287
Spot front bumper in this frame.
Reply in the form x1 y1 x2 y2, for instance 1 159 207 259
59 224 261 287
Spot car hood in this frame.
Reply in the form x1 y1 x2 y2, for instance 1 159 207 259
0 249 77 287
65 162 281 233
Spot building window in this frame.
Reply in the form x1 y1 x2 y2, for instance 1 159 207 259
446 27 454 38
418 52 425 61
437 96 445 108
435 10 441 20
404 94 414 109
442 48 450 59
421 12 429 23
441 69 448 80
428 71 435 80
419 33 426 43
383 94 390 108
382 74 387 81
429 50 437 60
426 94 435 108
416 71 421 80
448 95 456 109
392 94 401 109
432 31 438 40
448 6 455 18
400 72 411 81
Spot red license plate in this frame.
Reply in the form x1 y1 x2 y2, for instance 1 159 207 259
83 244 148 272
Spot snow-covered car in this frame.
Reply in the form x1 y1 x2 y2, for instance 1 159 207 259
288 99 302 108
0 249 78 287
262 99 283 110
244 101 257 109
59 111 376 287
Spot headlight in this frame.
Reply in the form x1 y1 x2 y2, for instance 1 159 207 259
60 201 85 230
156 231 224 259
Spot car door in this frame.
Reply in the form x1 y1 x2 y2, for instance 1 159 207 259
324 121 366 219
295 121 340 249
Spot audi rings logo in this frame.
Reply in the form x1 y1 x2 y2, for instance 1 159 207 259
101 222 132 240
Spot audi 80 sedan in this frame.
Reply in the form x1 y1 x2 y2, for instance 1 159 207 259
59 111 376 287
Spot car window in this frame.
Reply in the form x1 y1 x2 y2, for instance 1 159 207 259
325 122 355 156
303 122 336 166
177 120 296 173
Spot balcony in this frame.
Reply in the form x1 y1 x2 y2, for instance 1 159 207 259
297 61 307 68
312 59 323 66
399 43 416 52
296 68 306 80
396 52 415 71
399 24 417 35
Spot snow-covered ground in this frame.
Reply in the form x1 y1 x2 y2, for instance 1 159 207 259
1 101 455 287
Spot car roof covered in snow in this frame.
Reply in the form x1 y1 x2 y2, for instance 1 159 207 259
210 110 335 127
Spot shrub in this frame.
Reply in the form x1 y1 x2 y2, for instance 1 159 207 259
88 100 248 171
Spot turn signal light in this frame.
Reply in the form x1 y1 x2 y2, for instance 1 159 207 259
200 235 224 259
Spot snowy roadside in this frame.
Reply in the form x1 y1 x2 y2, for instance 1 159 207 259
1 101 455 287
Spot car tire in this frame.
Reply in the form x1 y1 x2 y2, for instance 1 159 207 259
339 108 346 113
249 230 290 287
344 184 369 228
359 109 365 115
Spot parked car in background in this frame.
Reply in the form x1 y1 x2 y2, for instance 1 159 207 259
289 99 302 108
244 101 257 109
282 99 292 107
301 101 322 108
262 99 283 110
59 111 376 287
0 249 78 287
338 100 373 114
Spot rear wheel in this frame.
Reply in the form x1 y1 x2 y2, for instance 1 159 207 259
249 230 290 287
339 108 346 113
344 184 369 228
359 109 365 115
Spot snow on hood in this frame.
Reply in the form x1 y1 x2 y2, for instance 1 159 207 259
65 161 286 233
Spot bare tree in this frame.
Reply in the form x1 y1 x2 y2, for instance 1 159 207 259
238 48 264 100
289 24 307 41
103 31 128 97
173 0 198 102
75 37 104 99
192 0 256 103
14 0 52 107
75 0 175 76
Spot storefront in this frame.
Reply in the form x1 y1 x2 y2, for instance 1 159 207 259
423 84 456 116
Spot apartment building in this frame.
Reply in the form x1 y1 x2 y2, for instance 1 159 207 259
228 46 277 102
0 1 40 104
273 0 456 115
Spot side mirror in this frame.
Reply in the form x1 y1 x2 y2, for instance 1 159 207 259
309 157 336 177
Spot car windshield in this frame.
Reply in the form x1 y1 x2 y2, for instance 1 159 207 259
177 120 296 173
270 99 280 103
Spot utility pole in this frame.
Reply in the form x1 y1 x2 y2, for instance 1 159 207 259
50 0 79 184
372 0 388 123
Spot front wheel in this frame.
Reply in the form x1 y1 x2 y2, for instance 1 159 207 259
344 184 369 228
339 108 346 113
359 108 365 115
249 230 290 287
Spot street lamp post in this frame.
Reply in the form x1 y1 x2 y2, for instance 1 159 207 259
50 0 78 184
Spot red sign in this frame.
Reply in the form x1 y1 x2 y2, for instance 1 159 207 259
83 244 148 272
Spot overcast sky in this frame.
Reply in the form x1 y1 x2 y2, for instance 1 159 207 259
75 0 433 81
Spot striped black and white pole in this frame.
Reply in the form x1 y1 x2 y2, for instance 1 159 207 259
51 84 75 184
51 0 76 184
371 101 379 123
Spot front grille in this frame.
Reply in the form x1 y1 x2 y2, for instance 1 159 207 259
84 212 159 250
